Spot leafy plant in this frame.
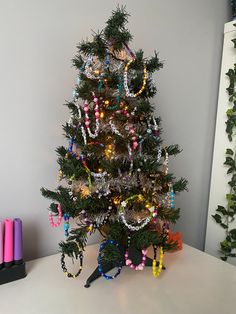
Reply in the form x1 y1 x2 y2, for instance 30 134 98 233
212 34 236 261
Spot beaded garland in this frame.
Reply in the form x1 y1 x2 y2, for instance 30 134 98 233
49 204 62 228
125 235 147 271
123 60 148 97
63 214 70 237
83 93 100 138
61 251 83 278
152 245 164 278
98 239 122 280
118 195 156 232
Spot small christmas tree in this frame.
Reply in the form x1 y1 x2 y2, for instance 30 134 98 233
41 6 187 285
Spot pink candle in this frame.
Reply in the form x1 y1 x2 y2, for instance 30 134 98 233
0 221 3 268
4 219 13 267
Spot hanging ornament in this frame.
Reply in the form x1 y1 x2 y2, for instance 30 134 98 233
125 235 147 271
98 239 123 280
118 195 155 231
63 214 70 237
49 204 62 228
123 60 148 97
83 93 100 139
152 245 164 278
61 251 83 278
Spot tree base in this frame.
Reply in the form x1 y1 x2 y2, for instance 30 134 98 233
84 245 165 288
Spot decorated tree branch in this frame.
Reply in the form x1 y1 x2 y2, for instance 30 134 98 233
41 6 187 285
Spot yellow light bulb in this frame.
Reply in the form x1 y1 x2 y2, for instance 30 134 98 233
104 100 110 105
100 112 105 119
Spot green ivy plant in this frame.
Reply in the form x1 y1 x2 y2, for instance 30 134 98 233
212 33 236 261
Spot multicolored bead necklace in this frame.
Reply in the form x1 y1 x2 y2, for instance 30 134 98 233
61 251 83 278
125 235 147 271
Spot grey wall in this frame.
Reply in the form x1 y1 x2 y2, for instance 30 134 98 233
0 0 230 260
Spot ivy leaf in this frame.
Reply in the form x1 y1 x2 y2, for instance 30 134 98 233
212 214 222 223
220 223 228 229
227 167 234 174
226 148 234 155
229 228 236 240
232 38 236 48
216 206 227 215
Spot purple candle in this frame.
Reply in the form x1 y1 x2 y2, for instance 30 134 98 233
0 221 3 268
14 218 23 264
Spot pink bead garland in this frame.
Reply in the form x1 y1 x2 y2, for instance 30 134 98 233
49 204 62 228
125 248 147 271
83 93 100 138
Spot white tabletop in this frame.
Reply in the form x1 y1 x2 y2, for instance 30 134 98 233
0 244 235 314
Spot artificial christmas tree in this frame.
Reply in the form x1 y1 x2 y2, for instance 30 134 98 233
41 6 187 287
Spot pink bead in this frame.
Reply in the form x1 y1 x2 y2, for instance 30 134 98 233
85 121 90 126
94 98 98 102
84 107 88 112
130 128 135 134
141 262 145 267
142 256 146 261
142 249 147 255
130 264 135 269
95 112 100 118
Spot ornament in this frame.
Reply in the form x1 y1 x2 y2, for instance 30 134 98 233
63 214 70 237
49 204 62 228
118 195 154 231
61 251 83 278
152 245 164 278
123 60 148 97
98 239 123 280
125 235 147 271
83 93 100 139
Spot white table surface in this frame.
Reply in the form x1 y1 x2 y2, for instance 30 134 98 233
0 244 236 314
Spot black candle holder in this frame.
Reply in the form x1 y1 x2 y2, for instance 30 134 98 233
0 261 26 285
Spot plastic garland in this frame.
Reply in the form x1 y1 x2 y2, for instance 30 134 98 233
123 60 148 97
61 251 83 278
98 239 123 280
152 245 164 278
49 204 62 228
125 235 147 271
118 194 157 231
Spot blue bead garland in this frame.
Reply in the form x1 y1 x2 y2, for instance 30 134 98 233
64 214 70 237
170 187 175 209
97 239 123 280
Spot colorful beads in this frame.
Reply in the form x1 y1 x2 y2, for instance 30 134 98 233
63 214 70 237
119 195 154 231
49 204 62 228
61 251 83 278
83 93 100 139
152 246 164 278
125 236 147 271
98 240 122 280
123 60 148 97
